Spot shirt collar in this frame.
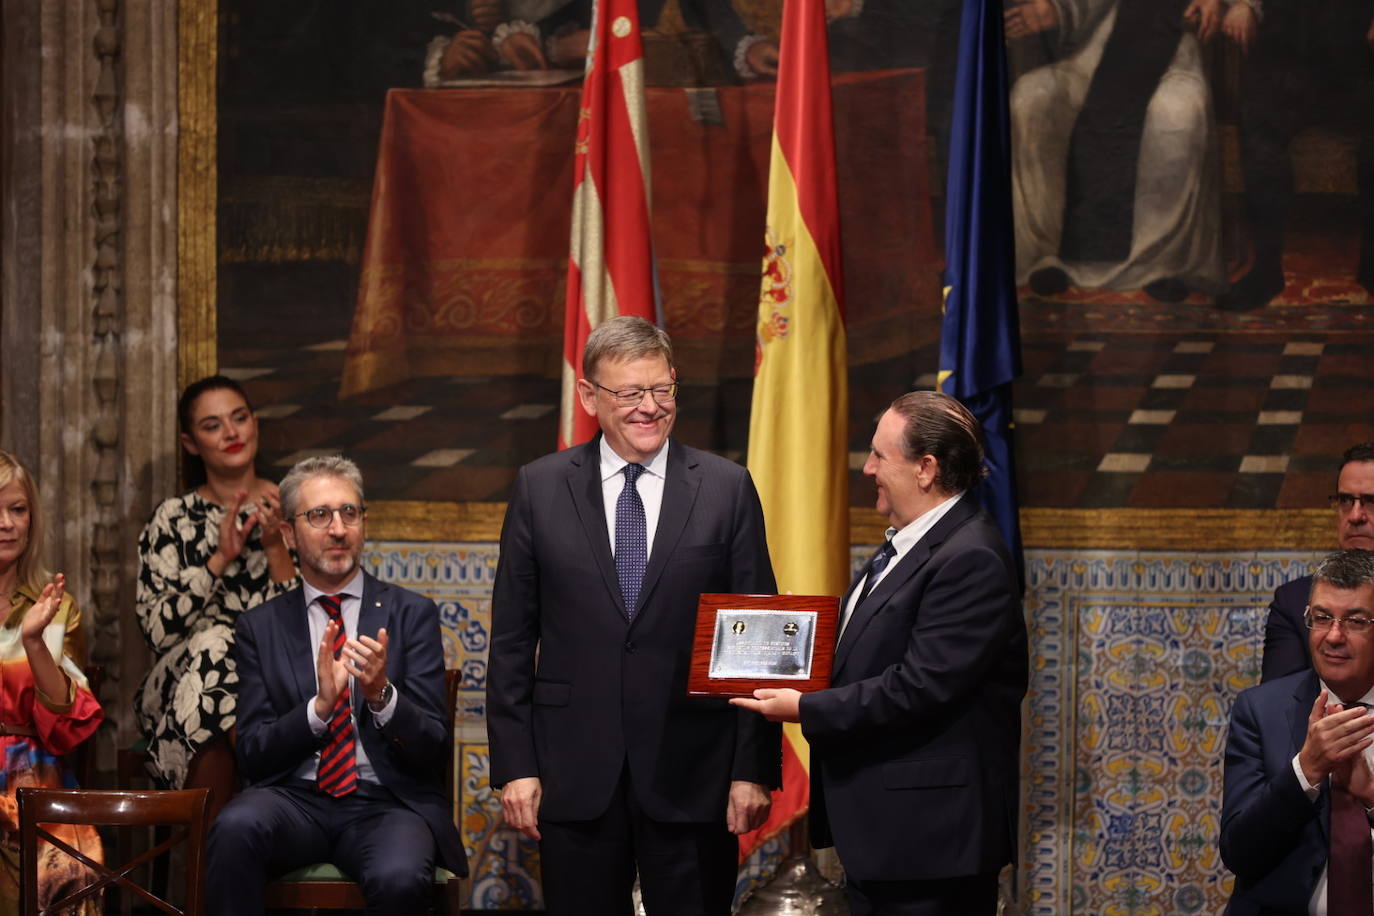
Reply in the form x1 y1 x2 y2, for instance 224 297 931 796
302 568 365 609
598 435 670 483
1318 678 1374 708
890 492 963 554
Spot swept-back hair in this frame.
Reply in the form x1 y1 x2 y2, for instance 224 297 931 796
887 391 988 495
178 375 256 489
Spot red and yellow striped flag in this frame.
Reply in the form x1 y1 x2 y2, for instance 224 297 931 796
741 0 849 859
559 0 659 449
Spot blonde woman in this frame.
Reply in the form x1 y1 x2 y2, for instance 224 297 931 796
0 449 104 915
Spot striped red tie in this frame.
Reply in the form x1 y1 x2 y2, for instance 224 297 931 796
316 594 358 797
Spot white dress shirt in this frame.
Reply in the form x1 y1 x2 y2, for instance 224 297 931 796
295 568 397 785
1289 681 1374 916
599 436 669 563
839 493 963 637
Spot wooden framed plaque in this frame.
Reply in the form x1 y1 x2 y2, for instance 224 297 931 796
687 594 841 697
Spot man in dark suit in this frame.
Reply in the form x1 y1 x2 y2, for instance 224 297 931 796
205 455 465 916
734 391 1026 915
1263 443 1374 681
1222 548 1374 915
487 316 778 915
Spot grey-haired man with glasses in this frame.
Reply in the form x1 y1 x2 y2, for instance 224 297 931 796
1223 549 1374 915
488 316 779 915
206 455 465 916
1263 443 1374 681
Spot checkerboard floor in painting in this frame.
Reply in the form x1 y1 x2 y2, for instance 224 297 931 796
220 320 1374 509
1015 331 1374 508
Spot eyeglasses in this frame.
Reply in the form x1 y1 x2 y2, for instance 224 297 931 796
1305 608 1374 634
1331 493 1374 513
292 504 366 529
593 382 678 408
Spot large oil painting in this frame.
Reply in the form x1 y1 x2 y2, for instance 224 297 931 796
199 0 1374 535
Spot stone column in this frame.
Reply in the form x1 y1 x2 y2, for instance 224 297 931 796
0 0 181 777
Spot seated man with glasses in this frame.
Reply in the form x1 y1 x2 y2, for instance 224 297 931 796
205 455 465 916
1263 443 1374 682
1222 548 1374 915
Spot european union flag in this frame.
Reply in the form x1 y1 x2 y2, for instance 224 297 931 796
937 0 1023 581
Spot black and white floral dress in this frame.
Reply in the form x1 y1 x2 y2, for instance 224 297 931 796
134 491 296 787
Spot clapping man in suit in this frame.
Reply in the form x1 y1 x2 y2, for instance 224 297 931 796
1263 443 1374 681
733 391 1027 915
1222 548 1374 915
487 316 778 915
205 455 465 915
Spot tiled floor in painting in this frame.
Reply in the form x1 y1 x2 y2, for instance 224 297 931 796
222 314 1374 509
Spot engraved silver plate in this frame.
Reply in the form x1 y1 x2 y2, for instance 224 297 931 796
708 608 817 679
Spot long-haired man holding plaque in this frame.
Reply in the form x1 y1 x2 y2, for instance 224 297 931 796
734 391 1027 916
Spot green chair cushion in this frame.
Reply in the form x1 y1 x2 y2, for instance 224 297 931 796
275 863 456 883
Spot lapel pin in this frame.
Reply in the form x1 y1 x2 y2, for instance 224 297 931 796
375 601 382 607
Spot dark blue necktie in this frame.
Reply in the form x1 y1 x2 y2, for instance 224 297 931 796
856 539 896 605
615 464 648 618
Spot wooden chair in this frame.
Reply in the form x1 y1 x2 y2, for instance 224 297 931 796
263 669 464 912
17 787 210 916
114 736 174 909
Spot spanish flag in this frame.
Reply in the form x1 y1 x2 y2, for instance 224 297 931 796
558 0 660 449
742 0 849 859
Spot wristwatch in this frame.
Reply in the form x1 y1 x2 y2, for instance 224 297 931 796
366 681 394 713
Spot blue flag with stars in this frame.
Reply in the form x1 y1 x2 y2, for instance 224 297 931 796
937 0 1023 580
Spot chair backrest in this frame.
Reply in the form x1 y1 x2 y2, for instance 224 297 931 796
18 787 210 916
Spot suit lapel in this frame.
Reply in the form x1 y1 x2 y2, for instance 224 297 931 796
357 572 390 640
1289 672 1329 842
832 499 980 679
635 440 698 624
565 437 627 620
281 587 317 704
357 573 391 714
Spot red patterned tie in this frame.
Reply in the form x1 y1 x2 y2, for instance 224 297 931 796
1330 771 1374 914
316 594 358 797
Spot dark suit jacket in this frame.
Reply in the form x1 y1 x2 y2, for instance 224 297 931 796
799 498 1026 882
1220 671 1326 915
486 436 780 824
233 572 466 875
1261 576 1312 683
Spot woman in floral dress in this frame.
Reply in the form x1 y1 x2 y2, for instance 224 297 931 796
0 449 104 915
135 376 296 819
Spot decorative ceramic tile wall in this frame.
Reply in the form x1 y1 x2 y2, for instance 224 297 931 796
366 541 1325 912
1022 551 1321 916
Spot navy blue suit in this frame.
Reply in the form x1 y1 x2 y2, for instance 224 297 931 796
1261 576 1312 682
799 498 1026 906
1221 671 1327 915
488 436 778 913
207 573 465 915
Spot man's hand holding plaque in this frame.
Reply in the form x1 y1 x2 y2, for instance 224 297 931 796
687 593 840 697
